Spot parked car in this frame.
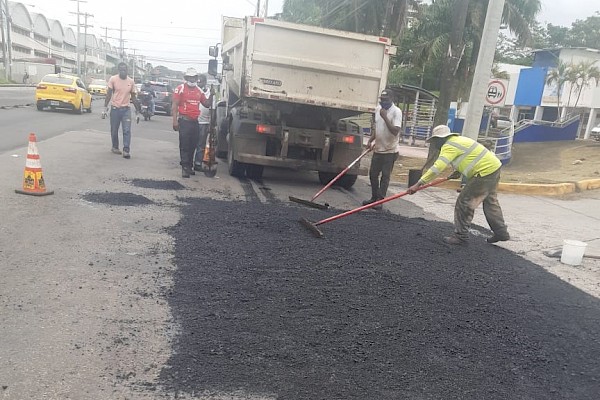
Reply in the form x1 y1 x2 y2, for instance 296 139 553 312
88 78 108 95
35 74 92 114
591 124 600 141
140 81 173 115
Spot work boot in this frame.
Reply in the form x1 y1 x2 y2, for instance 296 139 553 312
362 198 376 206
443 235 467 245
122 150 130 159
182 167 190 178
487 232 510 243
111 148 122 155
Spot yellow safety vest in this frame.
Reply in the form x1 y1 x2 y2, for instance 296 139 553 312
420 135 502 184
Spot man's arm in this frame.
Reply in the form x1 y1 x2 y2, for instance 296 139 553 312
104 88 113 108
380 109 400 136
172 97 180 131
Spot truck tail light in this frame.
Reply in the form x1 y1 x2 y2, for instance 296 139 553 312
36 84 47 90
63 87 77 93
339 135 355 144
256 124 276 134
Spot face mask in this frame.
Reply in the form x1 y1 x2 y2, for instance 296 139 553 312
380 100 392 110
119 72 127 79
186 81 197 88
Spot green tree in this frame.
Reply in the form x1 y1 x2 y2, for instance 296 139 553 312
411 0 541 125
565 13 600 49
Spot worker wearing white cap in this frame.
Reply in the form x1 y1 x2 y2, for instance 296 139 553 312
172 67 214 178
408 125 510 245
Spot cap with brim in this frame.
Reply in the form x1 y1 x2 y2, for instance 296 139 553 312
380 90 391 97
426 125 458 142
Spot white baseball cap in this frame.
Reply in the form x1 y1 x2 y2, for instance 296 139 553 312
184 67 198 77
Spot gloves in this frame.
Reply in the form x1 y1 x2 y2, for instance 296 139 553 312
448 170 461 180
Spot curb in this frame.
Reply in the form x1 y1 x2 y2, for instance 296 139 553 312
439 178 600 196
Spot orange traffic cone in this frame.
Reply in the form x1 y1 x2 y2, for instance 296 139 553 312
15 133 54 196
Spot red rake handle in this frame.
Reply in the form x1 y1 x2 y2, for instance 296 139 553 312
310 147 372 202
315 177 449 227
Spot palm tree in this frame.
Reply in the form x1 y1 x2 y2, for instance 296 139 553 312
412 0 542 125
545 60 570 121
573 60 600 108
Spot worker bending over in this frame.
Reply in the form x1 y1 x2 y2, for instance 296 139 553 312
408 125 510 245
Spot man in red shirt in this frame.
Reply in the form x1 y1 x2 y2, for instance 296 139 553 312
172 68 214 178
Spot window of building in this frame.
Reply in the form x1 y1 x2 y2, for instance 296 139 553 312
12 44 31 55
34 33 47 43
11 25 30 37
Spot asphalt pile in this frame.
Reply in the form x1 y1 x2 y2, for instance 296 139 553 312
160 198 600 399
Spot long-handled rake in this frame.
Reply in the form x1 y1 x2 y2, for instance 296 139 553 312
289 147 372 210
299 177 449 238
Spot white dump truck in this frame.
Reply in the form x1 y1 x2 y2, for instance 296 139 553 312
212 16 395 187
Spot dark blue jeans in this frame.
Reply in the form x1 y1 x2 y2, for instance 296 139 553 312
179 118 200 169
110 106 132 152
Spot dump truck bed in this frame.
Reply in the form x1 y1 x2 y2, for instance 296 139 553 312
221 16 395 113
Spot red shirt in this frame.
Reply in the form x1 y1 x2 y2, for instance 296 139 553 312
173 84 207 119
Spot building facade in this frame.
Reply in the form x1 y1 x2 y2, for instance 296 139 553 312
1 1 123 83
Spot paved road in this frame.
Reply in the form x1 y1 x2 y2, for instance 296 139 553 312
1 96 599 398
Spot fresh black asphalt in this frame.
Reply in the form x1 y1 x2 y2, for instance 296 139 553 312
159 197 600 399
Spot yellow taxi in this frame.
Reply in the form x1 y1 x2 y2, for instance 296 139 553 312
35 74 93 114
88 78 108 95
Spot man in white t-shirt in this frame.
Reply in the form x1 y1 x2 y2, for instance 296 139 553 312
363 89 403 209
194 75 212 170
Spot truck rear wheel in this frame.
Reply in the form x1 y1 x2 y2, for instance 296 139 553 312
318 172 358 189
246 164 264 180
227 143 246 178
337 174 357 189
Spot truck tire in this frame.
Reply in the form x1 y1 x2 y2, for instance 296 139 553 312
337 174 358 189
318 172 358 189
318 172 336 185
246 164 264 180
227 142 246 178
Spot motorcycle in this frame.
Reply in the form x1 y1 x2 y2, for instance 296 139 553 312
139 91 154 121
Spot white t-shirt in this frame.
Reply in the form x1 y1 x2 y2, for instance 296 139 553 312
198 87 211 124
374 103 402 154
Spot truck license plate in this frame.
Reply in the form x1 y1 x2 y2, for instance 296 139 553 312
50 101 59 106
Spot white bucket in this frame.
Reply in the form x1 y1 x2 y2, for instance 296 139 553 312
560 240 587 266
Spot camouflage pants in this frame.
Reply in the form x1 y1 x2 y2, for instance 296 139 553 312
454 168 508 240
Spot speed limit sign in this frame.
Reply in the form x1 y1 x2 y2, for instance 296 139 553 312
485 79 507 106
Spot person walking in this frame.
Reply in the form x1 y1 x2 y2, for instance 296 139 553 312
363 89 403 210
407 125 510 245
193 74 212 171
104 62 140 159
172 68 213 178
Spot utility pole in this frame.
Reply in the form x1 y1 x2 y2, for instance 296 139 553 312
81 12 93 82
70 0 86 76
119 17 124 60
462 0 505 139
1 0 8 80
2 0 12 81
102 26 107 80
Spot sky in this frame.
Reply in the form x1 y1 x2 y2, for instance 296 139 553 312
16 0 599 72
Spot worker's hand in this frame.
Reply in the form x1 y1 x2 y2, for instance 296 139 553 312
407 183 421 195
379 108 388 119
172 121 179 132
367 141 375 150
448 170 461 180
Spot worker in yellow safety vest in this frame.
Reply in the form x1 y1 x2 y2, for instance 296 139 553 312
407 125 510 245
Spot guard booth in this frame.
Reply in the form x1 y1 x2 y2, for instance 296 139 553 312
387 84 438 146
